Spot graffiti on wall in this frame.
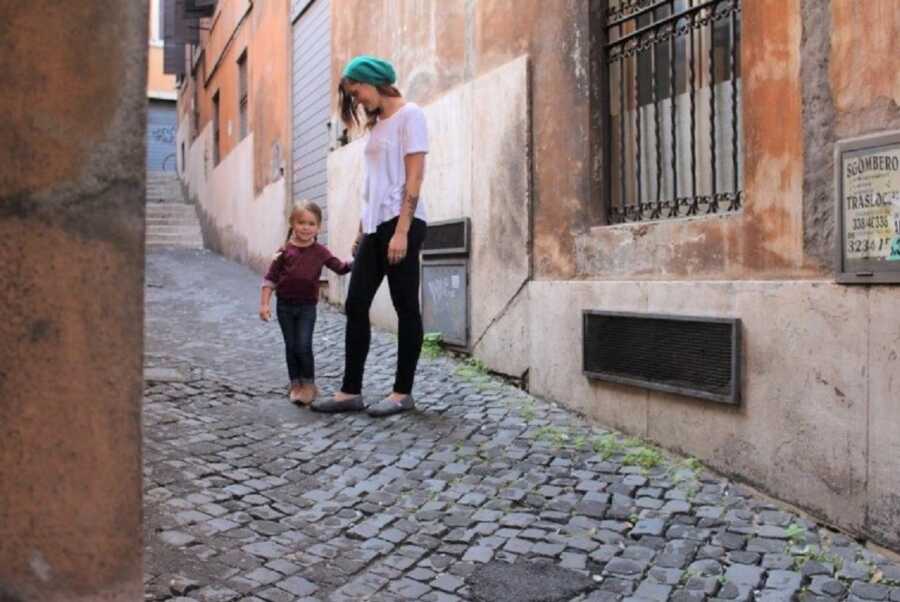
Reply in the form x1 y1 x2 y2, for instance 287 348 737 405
150 125 176 145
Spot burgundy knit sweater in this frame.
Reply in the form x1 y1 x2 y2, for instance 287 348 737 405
263 242 351 304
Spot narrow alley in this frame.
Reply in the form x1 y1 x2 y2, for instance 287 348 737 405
142 249 900 602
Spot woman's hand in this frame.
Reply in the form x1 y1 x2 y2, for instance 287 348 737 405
259 304 272 322
351 232 363 258
388 231 408 265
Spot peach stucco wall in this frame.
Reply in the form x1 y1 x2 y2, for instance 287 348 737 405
147 45 177 98
181 0 289 193
332 0 594 280
830 0 900 114
0 2 146 600
176 0 292 267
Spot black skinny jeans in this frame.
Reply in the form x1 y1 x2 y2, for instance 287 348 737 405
276 300 317 385
342 217 427 395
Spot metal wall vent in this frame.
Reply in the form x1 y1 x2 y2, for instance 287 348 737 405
422 218 469 256
583 311 741 404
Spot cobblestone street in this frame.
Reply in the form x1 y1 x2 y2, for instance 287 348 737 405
144 249 900 602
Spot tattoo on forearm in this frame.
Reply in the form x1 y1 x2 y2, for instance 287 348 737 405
403 194 419 221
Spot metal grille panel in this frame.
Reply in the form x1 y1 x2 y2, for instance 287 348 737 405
422 219 469 256
583 310 740 403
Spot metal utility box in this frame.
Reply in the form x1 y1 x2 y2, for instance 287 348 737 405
421 218 471 348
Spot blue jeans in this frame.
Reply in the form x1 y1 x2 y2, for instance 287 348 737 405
276 300 317 385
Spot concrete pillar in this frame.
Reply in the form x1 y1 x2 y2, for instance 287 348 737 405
0 3 147 600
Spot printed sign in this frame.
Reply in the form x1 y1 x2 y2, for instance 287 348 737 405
842 146 900 261
836 131 900 283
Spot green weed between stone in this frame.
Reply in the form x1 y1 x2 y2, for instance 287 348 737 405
785 523 808 545
455 357 488 378
623 446 663 470
791 545 844 572
592 433 623 459
535 425 570 448
421 332 443 359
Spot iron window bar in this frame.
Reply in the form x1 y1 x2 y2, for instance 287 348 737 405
605 0 742 224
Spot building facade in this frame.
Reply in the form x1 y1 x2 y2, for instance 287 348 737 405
324 0 900 551
174 0 338 273
176 0 900 550
174 0 288 270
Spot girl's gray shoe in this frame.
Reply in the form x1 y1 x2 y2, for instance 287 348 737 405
367 395 415 417
311 395 365 413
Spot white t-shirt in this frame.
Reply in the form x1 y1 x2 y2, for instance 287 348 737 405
360 102 428 234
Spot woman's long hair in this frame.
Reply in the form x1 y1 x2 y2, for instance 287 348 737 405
338 77 401 131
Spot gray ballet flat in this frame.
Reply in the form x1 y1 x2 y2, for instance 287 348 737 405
310 394 365 413
366 395 415 417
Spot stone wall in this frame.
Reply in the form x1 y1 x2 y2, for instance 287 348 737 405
0 3 147 599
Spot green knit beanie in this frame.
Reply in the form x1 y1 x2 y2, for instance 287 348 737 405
342 55 397 86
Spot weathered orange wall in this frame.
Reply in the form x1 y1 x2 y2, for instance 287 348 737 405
0 2 146 600
330 0 830 282
147 45 177 97
178 0 289 193
147 0 176 97
249 0 290 192
331 0 595 280
830 0 900 114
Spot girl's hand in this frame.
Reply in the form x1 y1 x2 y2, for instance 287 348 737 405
387 231 407 265
259 305 272 322
351 233 362 258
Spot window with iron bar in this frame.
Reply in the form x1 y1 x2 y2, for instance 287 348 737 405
604 0 743 224
191 82 200 141
237 50 248 141
212 90 220 166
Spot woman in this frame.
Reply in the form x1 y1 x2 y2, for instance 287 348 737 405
312 55 428 417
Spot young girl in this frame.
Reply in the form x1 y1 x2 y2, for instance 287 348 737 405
259 202 352 405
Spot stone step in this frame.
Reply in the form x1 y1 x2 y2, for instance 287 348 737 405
145 172 186 203
147 225 203 235
146 204 198 217
145 232 203 249
146 239 204 248
144 216 198 228
145 199 203 248
145 209 198 220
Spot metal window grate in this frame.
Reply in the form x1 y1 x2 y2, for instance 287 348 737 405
605 0 742 223
422 218 470 256
238 51 249 141
583 310 740 403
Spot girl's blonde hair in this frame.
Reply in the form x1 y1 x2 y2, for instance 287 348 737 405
286 201 323 242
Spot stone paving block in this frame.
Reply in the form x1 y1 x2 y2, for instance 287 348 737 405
160 530 196 547
755 590 795 602
632 580 673 601
431 573 465 593
256 587 295 602
193 585 241 602
605 558 648 579
242 541 289 559
850 581 891 600
765 569 802 591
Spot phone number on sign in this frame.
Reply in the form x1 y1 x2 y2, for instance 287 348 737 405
848 237 894 254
